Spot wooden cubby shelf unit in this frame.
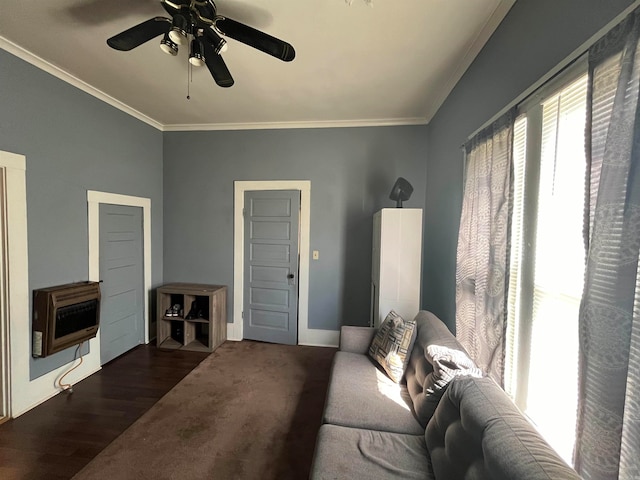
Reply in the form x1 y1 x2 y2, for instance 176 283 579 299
157 283 227 353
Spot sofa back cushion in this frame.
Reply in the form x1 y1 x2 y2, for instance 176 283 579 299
426 376 580 480
404 311 471 427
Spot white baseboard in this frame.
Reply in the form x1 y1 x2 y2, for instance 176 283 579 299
298 341 339 348
12 365 101 418
226 326 339 348
299 328 340 348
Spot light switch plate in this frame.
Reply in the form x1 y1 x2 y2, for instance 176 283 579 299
313 250 319 260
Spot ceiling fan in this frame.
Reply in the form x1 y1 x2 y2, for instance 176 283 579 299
106 0 296 88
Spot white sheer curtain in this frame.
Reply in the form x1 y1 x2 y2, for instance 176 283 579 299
455 110 515 385
575 8 640 479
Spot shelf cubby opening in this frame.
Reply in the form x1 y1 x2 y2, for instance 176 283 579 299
184 295 210 321
159 336 182 350
170 320 185 344
163 293 185 319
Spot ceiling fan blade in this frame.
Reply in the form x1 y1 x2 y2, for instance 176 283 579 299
107 17 171 51
215 17 295 62
202 38 234 88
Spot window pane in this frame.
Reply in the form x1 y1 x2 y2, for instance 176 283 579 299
526 74 587 464
505 115 527 400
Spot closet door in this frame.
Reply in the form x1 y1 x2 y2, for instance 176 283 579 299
99 204 144 364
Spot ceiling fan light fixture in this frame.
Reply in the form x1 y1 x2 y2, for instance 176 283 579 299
189 38 206 67
208 28 228 55
168 14 189 45
217 38 228 54
160 33 179 56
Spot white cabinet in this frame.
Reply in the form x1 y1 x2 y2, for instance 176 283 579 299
371 208 423 328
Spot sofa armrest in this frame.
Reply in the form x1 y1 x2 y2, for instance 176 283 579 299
339 326 376 354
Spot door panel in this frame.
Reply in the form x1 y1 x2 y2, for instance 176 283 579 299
251 222 291 240
243 190 300 345
99 204 144 364
251 243 290 262
250 310 289 329
250 198 291 216
250 287 289 308
251 265 290 282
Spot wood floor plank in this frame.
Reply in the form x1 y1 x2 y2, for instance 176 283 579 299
0 344 209 480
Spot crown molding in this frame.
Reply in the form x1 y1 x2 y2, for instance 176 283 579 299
0 36 163 131
162 117 429 132
1 36 429 132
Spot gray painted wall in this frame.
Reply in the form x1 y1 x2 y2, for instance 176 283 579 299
0 49 164 379
4 0 629 378
163 127 427 331
422 0 635 332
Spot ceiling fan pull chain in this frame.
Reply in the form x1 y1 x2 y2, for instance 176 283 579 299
187 60 191 100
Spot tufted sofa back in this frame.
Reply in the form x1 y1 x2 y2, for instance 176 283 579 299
426 375 581 479
404 311 470 427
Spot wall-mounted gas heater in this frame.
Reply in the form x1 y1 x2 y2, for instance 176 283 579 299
32 281 101 358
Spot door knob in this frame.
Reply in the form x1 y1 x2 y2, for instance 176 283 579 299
287 273 295 279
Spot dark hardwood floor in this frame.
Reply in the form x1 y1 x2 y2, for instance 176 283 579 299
0 344 210 480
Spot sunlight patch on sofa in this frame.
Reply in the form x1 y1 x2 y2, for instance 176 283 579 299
375 369 410 411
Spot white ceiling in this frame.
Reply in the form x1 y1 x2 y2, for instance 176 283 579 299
0 0 514 131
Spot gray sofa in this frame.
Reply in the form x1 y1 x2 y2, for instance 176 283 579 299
310 311 580 479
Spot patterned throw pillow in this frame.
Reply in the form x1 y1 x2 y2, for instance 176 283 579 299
422 344 483 418
368 310 417 383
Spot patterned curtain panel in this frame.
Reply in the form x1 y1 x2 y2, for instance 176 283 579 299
455 110 515 386
575 9 640 479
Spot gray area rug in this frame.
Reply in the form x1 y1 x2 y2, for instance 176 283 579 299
72 341 335 480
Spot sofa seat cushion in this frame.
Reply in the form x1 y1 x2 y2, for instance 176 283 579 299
323 351 424 435
426 376 581 480
310 424 433 480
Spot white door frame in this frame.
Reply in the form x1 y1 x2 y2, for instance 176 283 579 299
87 191 152 348
1 151 28 418
2 151 102 417
233 181 309 343
233 180 338 347
3 151 97 418
0 167 10 422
